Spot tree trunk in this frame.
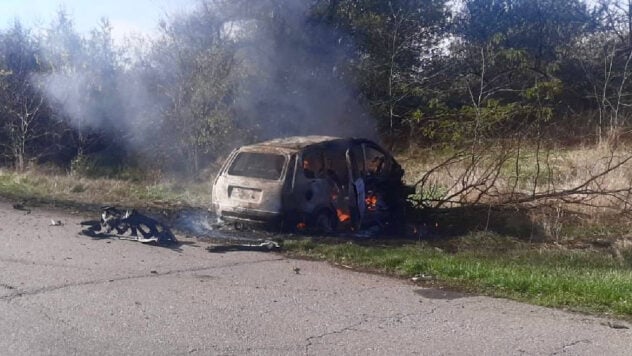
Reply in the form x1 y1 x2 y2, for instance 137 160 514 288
15 148 24 172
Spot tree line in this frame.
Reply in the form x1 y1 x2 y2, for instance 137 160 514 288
1 0 631 175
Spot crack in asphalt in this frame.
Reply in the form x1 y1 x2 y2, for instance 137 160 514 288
305 319 367 355
213 345 302 354
0 257 284 302
550 339 592 355
0 283 16 290
304 311 433 355
0 256 96 271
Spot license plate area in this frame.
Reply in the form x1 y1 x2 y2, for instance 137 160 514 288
229 186 262 202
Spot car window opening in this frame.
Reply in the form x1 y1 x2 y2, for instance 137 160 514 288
228 152 286 180
302 150 325 179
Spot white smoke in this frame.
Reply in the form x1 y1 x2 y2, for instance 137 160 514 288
32 1 377 168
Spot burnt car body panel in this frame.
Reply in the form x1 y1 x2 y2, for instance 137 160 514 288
212 136 405 232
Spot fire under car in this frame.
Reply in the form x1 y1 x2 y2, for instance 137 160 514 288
211 136 408 233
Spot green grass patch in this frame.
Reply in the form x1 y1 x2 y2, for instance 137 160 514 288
284 235 632 317
0 172 47 199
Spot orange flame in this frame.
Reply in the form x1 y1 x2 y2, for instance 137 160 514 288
365 193 378 211
296 222 307 230
336 209 351 222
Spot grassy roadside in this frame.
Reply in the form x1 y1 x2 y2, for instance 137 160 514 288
283 235 632 319
0 169 211 209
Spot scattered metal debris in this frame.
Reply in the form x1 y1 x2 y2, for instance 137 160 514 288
206 240 280 253
606 321 630 330
80 206 177 245
50 220 63 226
411 274 435 282
12 203 31 214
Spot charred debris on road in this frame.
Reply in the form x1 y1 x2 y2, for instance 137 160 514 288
78 205 284 252
75 204 412 253
80 206 177 245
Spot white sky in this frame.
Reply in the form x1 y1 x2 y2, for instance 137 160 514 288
0 0 196 42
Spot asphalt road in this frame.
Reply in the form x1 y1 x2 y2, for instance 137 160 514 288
0 201 630 355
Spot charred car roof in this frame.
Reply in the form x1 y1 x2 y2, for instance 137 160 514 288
239 136 380 153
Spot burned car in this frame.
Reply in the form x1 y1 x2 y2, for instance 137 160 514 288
211 136 407 233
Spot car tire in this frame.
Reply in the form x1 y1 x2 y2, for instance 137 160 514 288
313 209 336 235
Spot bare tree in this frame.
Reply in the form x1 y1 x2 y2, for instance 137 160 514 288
0 22 50 171
581 0 632 143
148 3 240 174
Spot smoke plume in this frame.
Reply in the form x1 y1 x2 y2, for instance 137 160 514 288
33 1 376 170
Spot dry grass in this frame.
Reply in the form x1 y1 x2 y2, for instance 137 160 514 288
401 143 632 211
0 168 212 209
398 142 632 240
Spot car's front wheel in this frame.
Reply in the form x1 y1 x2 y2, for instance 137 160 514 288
312 209 337 235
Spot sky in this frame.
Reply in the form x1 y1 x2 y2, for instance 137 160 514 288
0 0 196 42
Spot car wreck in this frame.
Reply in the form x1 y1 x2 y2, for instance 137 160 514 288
211 136 409 233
